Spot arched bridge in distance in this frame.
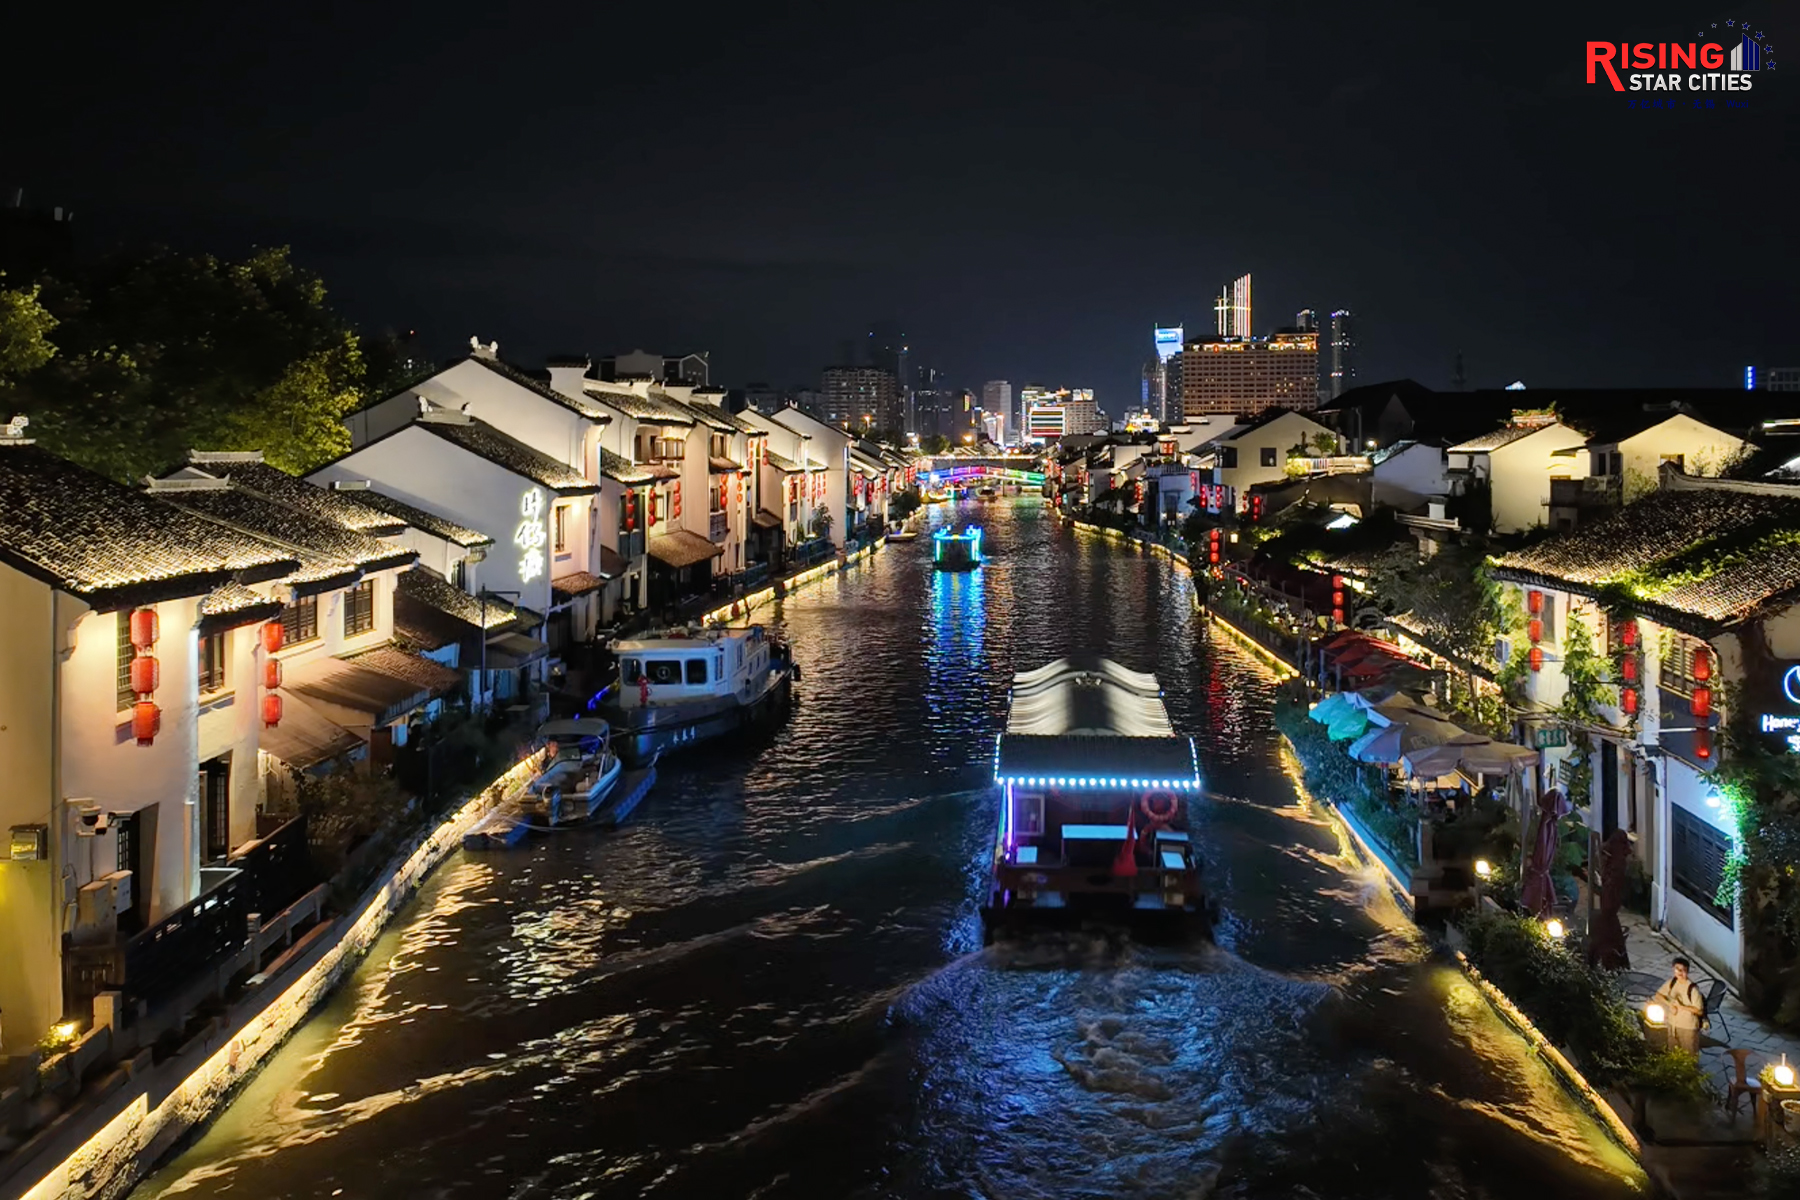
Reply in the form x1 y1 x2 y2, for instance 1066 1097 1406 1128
920 454 1046 488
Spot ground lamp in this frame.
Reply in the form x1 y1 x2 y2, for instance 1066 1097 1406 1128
1474 858 1492 880
1778 1056 1796 1089
1644 1002 1667 1027
1544 917 1566 940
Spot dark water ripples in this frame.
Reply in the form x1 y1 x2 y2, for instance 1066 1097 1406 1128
136 499 1645 1200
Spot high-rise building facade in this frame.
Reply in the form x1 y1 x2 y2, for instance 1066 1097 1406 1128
820 365 901 431
1327 310 1356 399
982 380 1013 444
1021 386 1103 442
1176 331 1319 417
1213 273 1252 338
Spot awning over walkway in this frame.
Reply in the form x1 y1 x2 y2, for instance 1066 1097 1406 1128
260 694 363 770
551 571 604 602
284 647 462 731
648 529 723 568
752 510 782 529
484 631 549 669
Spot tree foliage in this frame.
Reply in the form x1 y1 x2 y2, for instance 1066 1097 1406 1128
1366 541 1505 665
0 280 58 381
1 246 367 480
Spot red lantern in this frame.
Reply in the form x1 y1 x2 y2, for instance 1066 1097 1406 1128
1621 656 1638 683
1695 728 1713 761
1527 590 1544 615
1333 575 1345 588
262 692 282 727
1333 590 1345 608
260 619 284 654
1619 621 1637 649
129 608 158 650
132 700 160 746
1621 687 1639 716
129 655 159 695
1528 646 1544 672
1691 686 1712 718
1692 646 1712 682
673 482 683 518
1528 619 1543 644
263 657 282 690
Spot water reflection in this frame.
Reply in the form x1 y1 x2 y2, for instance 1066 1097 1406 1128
135 497 1645 1200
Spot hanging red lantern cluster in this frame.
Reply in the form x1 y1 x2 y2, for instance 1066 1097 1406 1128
672 481 683 519
1331 575 1346 626
1527 595 1545 671
262 620 284 729
1613 616 1641 719
1689 644 1713 742
1208 528 1222 566
648 489 661 527
623 491 638 532
127 608 160 746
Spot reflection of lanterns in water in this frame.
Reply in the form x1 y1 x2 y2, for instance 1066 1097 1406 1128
1644 1002 1667 1027
1544 918 1566 940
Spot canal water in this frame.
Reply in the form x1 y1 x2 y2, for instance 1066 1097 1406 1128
136 498 1647 1199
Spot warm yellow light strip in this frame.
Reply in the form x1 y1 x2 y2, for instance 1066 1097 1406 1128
20 754 540 1200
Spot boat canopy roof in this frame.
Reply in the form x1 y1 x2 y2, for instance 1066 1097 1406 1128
539 717 610 740
996 656 1198 787
614 625 765 654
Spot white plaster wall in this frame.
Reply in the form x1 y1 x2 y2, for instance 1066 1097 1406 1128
415 360 590 472
0 564 64 1047
311 429 561 617
1618 415 1746 499
61 600 205 924
195 626 264 851
1372 443 1449 509
1660 758 1742 986
1489 424 1590 534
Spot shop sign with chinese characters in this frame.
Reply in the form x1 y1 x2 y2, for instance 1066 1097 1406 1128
516 487 546 583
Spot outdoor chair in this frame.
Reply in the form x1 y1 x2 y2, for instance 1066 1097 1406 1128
1703 978 1731 1043
1726 1048 1761 1120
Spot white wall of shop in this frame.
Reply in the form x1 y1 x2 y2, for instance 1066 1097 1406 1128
1660 756 1742 986
312 431 562 617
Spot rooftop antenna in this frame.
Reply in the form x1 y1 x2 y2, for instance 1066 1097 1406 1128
1451 351 1467 391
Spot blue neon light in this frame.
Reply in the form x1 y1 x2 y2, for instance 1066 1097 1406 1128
1747 365 1759 391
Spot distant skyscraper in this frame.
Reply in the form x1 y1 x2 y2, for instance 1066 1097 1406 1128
1175 330 1318 417
981 380 1013 443
1214 273 1252 338
1766 368 1800 393
1141 358 1166 422
1021 386 1102 442
1327 310 1356 399
820 365 901 430
1295 309 1317 332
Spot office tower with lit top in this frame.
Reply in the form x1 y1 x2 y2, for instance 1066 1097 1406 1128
1175 328 1319 417
982 380 1013 443
1214 273 1252 338
1327 310 1356 400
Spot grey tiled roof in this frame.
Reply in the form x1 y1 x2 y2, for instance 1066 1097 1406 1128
0 443 299 608
764 451 805 473
581 387 694 425
1448 425 1541 453
599 448 659 485
416 418 597 493
395 567 520 630
1491 484 1800 633
468 356 611 421
340 489 493 548
686 401 758 434
154 485 416 580
663 395 736 432
193 458 407 534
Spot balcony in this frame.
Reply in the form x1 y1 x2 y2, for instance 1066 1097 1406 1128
1549 476 1622 510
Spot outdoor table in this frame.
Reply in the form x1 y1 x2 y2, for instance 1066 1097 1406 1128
1764 1078 1800 1146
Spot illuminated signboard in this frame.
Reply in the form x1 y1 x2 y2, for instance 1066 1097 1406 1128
516 487 546 583
1154 326 1184 363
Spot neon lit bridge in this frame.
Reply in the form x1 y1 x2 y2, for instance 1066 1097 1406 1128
922 456 1045 487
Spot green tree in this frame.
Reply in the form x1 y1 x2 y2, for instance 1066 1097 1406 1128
920 433 951 454
0 280 58 380
4 246 366 480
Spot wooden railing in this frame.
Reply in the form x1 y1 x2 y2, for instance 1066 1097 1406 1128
229 815 315 921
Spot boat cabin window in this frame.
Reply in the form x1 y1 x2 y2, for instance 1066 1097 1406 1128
685 658 708 685
621 658 641 684
646 659 684 685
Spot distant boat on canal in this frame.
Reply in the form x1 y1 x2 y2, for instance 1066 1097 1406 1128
931 525 983 572
600 625 795 766
981 656 1212 941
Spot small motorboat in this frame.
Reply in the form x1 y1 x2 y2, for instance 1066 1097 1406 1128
519 718 624 825
932 525 983 572
885 525 920 543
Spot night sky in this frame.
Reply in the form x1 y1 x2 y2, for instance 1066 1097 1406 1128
11 0 1794 408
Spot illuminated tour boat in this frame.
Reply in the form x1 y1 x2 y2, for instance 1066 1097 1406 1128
981 657 1210 940
931 525 984 572
601 625 795 765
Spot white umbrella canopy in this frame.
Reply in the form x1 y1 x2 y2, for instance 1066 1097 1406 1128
1403 733 1538 778
1347 711 1470 764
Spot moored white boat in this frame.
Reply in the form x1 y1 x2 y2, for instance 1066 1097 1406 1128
600 625 795 765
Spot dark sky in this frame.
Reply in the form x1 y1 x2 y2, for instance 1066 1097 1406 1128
11 0 1795 408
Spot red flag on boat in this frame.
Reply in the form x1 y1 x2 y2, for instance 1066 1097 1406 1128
1113 809 1139 878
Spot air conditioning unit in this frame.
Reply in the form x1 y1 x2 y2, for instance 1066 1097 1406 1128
72 871 133 945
